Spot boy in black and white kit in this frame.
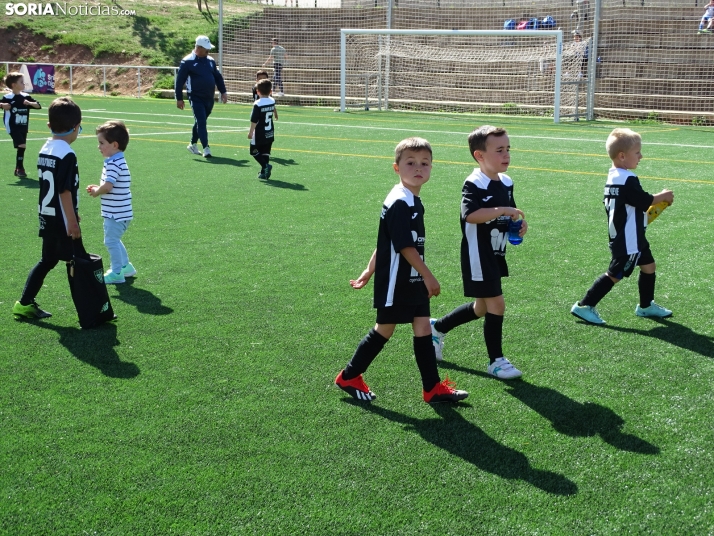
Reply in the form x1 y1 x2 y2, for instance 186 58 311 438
429 126 527 380
12 97 82 320
571 128 674 325
247 78 276 180
1 72 42 178
86 120 136 284
335 137 468 404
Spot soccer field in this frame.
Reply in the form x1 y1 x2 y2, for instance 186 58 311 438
1 96 713 534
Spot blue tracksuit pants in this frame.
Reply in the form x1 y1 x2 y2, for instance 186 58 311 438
189 96 215 148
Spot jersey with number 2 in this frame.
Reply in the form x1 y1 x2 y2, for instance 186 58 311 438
37 139 79 237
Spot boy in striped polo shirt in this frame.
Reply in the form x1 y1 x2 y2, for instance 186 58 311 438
86 120 136 284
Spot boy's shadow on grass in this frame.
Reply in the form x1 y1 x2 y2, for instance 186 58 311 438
34 321 139 379
8 176 39 189
505 381 660 455
263 178 307 191
603 318 714 358
346 400 578 496
113 279 173 315
271 157 298 167
197 157 250 168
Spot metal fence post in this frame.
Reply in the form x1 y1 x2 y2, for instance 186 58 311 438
69 65 73 95
103 66 106 96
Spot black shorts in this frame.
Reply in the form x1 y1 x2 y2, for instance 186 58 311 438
40 231 75 263
463 278 503 299
608 247 655 279
250 140 273 157
376 302 430 324
10 129 28 148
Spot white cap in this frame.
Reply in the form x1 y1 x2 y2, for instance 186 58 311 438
195 35 214 50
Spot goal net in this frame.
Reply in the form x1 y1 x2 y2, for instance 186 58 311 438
340 29 577 121
221 0 713 124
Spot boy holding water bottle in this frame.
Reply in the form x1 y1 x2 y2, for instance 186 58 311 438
430 125 527 379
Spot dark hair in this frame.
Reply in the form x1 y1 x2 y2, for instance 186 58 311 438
255 70 269 80
271 38 279 43
48 97 82 134
256 78 272 96
468 125 507 157
4 72 23 89
96 120 130 151
394 137 432 164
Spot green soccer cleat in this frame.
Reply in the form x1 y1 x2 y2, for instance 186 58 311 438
265 164 272 180
13 300 52 319
258 171 267 180
121 263 137 278
104 271 126 284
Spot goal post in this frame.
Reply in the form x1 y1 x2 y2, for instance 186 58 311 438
340 28 565 123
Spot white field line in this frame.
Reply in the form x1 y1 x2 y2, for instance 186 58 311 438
28 109 714 150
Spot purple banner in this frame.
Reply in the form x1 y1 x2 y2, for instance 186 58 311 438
27 65 55 94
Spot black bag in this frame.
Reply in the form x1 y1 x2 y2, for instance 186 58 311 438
66 239 117 329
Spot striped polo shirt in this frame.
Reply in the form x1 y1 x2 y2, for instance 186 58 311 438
100 152 133 222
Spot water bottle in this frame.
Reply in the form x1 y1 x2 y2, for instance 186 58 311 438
508 219 523 245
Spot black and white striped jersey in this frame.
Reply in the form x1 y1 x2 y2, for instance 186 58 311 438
460 169 515 283
99 152 133 222
37 139 79 238
2 92 39 134
373 184 428 308
250 96 275 145
604 166 653 257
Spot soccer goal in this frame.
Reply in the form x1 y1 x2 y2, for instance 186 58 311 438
340 29 578 122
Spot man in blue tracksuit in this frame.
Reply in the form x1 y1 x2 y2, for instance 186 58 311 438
175 35 228 158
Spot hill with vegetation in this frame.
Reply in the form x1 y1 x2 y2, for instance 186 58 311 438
0 0 261 94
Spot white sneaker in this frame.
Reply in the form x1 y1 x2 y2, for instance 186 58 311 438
635 300 672 318
187 143 201 155
487 357 522 380
430 318 445 361
275 92 284 97
203 146 212 158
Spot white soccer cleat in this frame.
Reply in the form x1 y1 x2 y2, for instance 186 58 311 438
187 143 201 155
203 146 212 158
487 357 522 380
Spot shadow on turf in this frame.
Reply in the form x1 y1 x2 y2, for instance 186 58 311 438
8 175 39 189
270 157 298 167
112 279 174 316
33 321 140 379
602 318 714 358
438 363 660 455
262 178 307 191
347 400 578 496
504 381 660 455
196 157 250 168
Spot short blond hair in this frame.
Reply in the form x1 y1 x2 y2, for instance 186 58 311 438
606 128 641 160
394 137 432 164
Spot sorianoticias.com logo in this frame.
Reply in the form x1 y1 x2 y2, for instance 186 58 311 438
5 2 136 15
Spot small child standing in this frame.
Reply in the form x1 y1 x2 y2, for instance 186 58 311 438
86 120 136 284
699 0 714 33
429 126 526 380
248 78 276 180
571 128 674 325
335 137 468 404
12 97 82 320
1 72 42 178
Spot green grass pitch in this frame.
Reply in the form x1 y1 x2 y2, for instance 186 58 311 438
1 96 713 534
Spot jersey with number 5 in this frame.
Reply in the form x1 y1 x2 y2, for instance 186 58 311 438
250 96 276 143
37 139 79 237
